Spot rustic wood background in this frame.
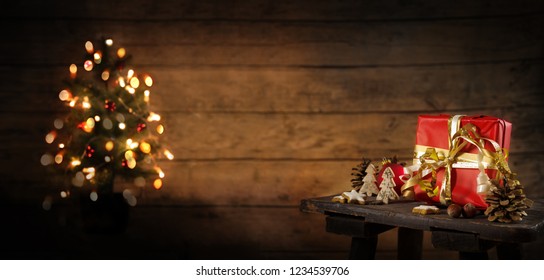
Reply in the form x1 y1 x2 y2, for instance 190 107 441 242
1 0 543 259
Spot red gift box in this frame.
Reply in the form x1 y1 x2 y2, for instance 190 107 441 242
408 115 512 209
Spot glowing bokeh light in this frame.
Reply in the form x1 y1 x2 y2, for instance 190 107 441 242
164 150 174 160
93 51 102 64
40 154 53 166
117 48 126 58
85 41 94 53
153 178 163 190
101 70 110 81
105 141 114 151
45 131 56 144
139 142 151 154
147 112 161 122
90 191 98 201
54 119 64 129
59 90 71 101
156 124 164 134
144 76 153 87
130 77 140 88
103 118 113 130
54 153 63 164
69 64 77 78
84 60 93 71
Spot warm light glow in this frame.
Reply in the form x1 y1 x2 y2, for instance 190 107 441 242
101 70 110 81
45 131 56 144
144 76 153 87
82 96 91 109
69 100 76 107
94 115 101 122
118 77 126 87
83 167 96 180
116 113 125 123
153 178 163 190
40 154 53 166
117 48 126 58
156 124 164 134
139 142 151 153
155 167 165 178
93 51 102 64
90 191 98 201
123 189 138 206
82 118 95 133
130 77 140 88
127 158 136 169
103 118 113 130
60 191 68 198
105 141 114 151
83 167 95 173
118 122 126 130
54 153 63 164
58 143 65 149
59 90 71 101
69 64 77 78
85 41 94 53
164 150 174 160
125 86 136 94
144 90 150 102
125 150 134 160
104 156 111 162
71 159 81 167
105 39 113 46
147 112 161 122
84 60 93 71
54 119 64 129
86 117 95 128
127 69 134 79
72 172 84 187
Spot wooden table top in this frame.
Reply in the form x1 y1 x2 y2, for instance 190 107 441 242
300 196 544 243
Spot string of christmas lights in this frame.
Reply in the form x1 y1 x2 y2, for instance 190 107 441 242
41 38 173 208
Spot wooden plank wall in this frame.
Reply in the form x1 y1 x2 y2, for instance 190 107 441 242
1 0 543 259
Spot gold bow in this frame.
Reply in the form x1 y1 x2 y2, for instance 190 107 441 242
401 117 510 204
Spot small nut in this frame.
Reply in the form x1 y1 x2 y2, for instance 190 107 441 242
462 203 478 218
447 204 462 218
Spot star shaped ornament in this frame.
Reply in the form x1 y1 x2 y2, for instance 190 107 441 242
341 189 366 204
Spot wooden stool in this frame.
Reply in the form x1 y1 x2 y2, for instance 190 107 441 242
301 196 544 259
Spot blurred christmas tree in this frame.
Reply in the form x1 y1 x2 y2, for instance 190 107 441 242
41 38 173 207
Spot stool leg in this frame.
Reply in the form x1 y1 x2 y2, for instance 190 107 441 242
349 237 377 260
397 227 423 259
496 243 522 260
459 251 488 259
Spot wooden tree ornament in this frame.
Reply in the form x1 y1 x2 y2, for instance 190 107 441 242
359 164 379 196
376 167 400 204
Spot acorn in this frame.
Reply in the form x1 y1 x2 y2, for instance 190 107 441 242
447 204 462 218
462 203 478 218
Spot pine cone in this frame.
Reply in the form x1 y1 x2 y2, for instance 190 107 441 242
351 157 371 190
484 176 533 223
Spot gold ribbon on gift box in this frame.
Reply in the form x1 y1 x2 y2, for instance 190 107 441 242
401 115 511 204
